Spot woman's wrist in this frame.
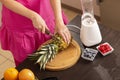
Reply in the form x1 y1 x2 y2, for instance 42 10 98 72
55 21 67 32
55 17 64 26
29 11 38 20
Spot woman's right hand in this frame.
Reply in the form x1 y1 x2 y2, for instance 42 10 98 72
0 0 48 34
31 13 49 33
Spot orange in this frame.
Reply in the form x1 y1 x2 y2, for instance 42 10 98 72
4 68 19 80
18 68 35 80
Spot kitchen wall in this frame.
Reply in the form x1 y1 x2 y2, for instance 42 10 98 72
62 0 100 17
62 0 82 10
99 0 120 31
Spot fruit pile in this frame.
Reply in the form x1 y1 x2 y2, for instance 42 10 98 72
4 68 37 80
97 42 114 56
29 33 71 69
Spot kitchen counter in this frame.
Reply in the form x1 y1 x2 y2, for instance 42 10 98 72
2 15 120 80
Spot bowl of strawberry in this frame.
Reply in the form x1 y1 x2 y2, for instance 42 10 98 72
97 42 114 56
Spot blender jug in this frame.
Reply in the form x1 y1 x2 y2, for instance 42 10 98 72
80 0 102 47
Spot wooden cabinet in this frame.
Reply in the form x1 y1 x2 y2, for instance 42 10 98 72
100 0 120 31
62 0 82 10
62 0 100 16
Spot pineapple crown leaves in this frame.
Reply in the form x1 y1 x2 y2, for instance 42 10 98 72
28 43 58 69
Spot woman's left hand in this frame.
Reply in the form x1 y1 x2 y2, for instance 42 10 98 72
55 23 71 44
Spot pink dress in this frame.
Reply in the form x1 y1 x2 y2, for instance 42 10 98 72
0 0 68 66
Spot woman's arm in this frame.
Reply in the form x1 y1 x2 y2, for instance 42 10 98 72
0 0 48 33
50 0 71 44
0 0 36 20
50 0 64 26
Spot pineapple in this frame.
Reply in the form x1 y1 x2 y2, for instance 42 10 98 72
52 33 69 51
28 33 71 69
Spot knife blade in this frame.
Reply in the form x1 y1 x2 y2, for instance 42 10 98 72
45 29 54 37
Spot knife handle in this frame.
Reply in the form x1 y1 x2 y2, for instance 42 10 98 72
45 29 50 35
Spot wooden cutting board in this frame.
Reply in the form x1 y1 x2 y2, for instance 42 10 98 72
45 40 81 71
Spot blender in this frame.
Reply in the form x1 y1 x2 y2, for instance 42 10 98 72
80 0 102 47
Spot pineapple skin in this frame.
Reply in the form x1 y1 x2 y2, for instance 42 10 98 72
52 33 71 51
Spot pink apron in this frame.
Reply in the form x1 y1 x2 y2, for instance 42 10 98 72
0 0 68 66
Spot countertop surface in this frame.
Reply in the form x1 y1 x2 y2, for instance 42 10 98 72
4 15 120 80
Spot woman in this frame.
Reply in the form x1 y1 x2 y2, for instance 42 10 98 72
0 0 71 66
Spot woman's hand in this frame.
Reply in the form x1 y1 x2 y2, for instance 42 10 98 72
55 23 71 44
31 13 49 33
50 0 71 44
